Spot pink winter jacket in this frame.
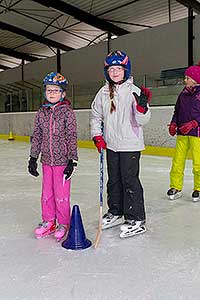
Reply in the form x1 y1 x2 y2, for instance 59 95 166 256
30 100 78 166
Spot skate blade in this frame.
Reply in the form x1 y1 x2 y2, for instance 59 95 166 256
35 231 55 239
102 219 123 230
120 226 146 238
168 192 182 200
192 197 200 203
56 235 66 242
56 238 63 242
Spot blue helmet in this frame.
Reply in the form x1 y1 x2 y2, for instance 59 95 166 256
43 72 68 90
104 50 131 82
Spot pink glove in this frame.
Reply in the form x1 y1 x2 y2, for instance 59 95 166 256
179 120 198 135
168 122 177 136
93 135 107 153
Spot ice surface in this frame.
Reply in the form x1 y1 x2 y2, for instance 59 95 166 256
0 140 200 300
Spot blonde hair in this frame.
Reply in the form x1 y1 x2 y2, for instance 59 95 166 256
109 82 116 113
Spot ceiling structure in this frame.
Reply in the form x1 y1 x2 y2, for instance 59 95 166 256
0 0 199 72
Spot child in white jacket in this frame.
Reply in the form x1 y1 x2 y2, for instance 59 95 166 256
90 50 151 238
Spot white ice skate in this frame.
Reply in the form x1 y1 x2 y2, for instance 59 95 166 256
34 220 56 239
120 220 146 238
102 212 123 230
167 188 182 200
192 190 200 202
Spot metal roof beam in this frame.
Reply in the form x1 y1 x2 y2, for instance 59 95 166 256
0 46 38 62
31 0 129 36
176 0 200 14
0 21 74 51
0 64 10 70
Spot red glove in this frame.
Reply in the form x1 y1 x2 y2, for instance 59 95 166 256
168 122 177 136
93 135 106 153
179 120 198 135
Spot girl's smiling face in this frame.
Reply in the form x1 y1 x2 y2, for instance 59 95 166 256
107 66 125 83
184 76 197 87
45 84 66 103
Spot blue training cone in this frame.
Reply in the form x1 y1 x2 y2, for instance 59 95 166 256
62 205 92 250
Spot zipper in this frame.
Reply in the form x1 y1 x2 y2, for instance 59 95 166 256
49 103 60 165
49 109 54 165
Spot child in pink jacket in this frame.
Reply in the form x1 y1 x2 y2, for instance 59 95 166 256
28 72 78 241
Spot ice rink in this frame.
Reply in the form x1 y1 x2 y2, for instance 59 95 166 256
1 139 200 300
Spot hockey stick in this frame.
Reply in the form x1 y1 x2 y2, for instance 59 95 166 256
93 148 104 249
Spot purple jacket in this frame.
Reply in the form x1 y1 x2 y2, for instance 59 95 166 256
30 100 78 166
171 85 200 137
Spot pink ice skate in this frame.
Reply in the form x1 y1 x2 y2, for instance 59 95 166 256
34 220 56 239
54 224 68 242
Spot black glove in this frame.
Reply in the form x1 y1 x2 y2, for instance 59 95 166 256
64 159 77 180
133 86 152 113
28 156 39 177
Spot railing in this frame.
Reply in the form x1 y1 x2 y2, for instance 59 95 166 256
0 75 185 112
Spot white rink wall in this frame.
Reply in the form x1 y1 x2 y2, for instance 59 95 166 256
0 106 176 148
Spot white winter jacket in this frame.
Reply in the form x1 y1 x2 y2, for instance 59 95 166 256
90 77 151 152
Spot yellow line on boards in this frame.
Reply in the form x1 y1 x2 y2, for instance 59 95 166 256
0 135 192 159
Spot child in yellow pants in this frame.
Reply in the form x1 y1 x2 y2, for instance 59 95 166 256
168 63 200 201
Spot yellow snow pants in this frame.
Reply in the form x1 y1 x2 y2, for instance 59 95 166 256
170 135 200 191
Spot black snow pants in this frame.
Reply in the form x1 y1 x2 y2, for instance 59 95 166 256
106 149 146 221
